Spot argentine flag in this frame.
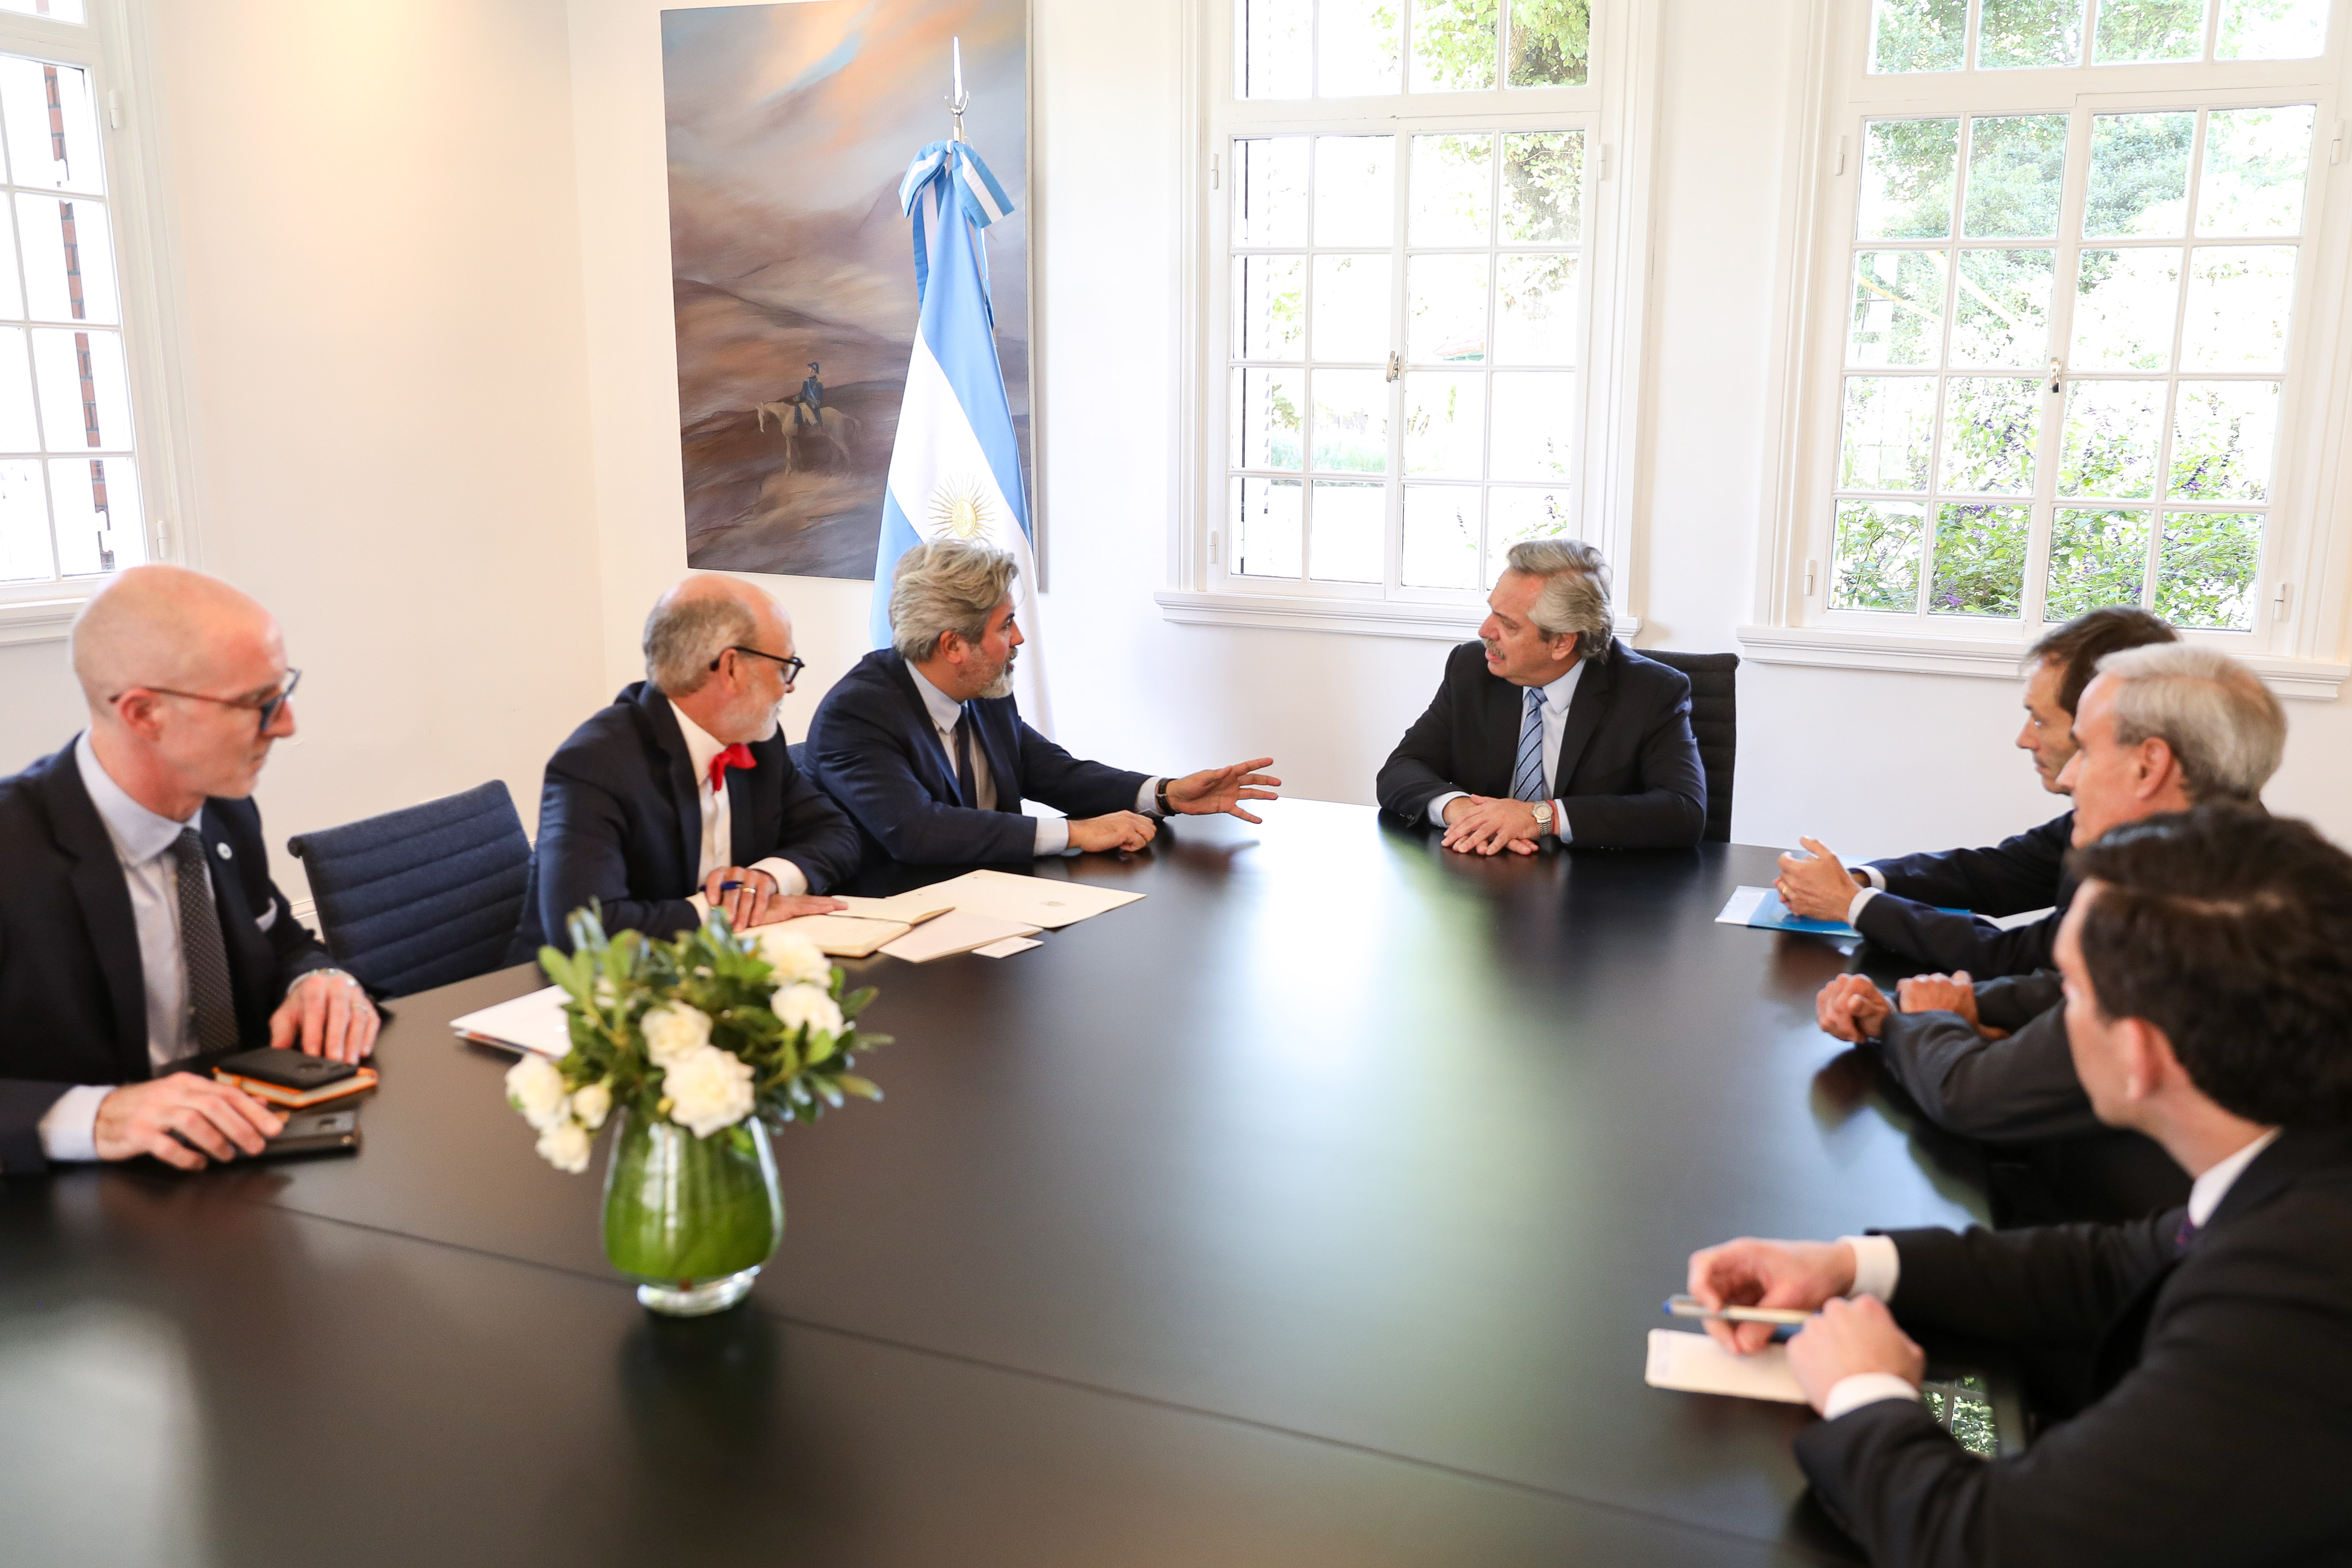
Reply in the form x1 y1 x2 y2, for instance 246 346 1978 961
871 139 1050 732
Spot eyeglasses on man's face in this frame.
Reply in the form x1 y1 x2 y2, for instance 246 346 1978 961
712 645 805 686
110 669 303 737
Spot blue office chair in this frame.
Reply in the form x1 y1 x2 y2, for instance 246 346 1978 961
1640 649 1739 844
287 781 533 997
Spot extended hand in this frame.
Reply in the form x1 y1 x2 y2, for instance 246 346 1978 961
1165 758 1282 823
1441 795 1544 856
1774 837 1862 920
94 1073 284 1168
1785 1297 1926 1415
1816 974 1893 1044
1684 1236 1857 1356
1069 812 1158 853
1896 971 2005 1038
269 969 380 1063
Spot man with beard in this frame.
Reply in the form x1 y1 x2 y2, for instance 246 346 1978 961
805 539 1280 866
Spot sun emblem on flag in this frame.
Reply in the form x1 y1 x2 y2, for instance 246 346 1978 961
929 475 994 540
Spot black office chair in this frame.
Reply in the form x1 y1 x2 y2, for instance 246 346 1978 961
287 780 533 998
1638 649 1739 844
789 741 811 772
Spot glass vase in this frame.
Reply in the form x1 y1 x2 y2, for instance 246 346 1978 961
600 1107 783 1316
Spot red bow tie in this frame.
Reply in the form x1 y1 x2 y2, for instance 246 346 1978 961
707 742 754 794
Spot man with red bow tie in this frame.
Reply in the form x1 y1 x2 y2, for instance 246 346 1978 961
511 576 864 956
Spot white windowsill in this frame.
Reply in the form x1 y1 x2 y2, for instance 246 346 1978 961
0 593 87 647
1736 623 2347 701
1156 589 1641 643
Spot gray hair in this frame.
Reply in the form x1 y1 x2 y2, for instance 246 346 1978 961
1505 538 1614 660
2096 642 2285 803
643 593 757 696
889 539 1018 662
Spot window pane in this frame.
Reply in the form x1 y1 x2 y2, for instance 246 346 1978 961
31 327 130 451
17 195 118 325
2084 113 2194 239
2059 379 2165 498
1233 255 1305 360
1403 370 1485 476
1951 248 2052 367
1233 475 1304 576
1488 371 1576 481
1870 0 1970 72
2156 511 2262 628
1930 503 2028 616
2072 248 2181 370
1411 0 1499 91
1978 0 2086 67
1858 119 1959 240
1830 499 1925 611
1234 138 1310 247
1495 253 1578 364
1402 484 1480 587
1314 135 1394 247
50 454 138 576
1411 134 1494 246
1499 131 1583 243
1938 377 2042 494
2180 244 2295 371
2092 0 2208 61
1311 367 1388 472
1232 367 1304 469
1839 375 1938 491
1237 0 1312 99
0 457 45 580
1319 0 1403 96
0 60 103 195
0 1 87 24
1486 487 1575 583
2197 106 2315 237
1506 0 1589 86
2170 380 2279 501
1311 253 1391 362
1850 250 1949 367
1308 480 1384 581
2046 507 2154 618
1963 115 2067 239
2215 0 2331 58
0 327 35 450
1408 254 1488 361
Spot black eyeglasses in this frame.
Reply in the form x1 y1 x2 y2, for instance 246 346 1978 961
712 646 805 684
111 668 303 736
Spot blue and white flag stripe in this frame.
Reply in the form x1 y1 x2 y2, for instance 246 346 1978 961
871 139 1049 732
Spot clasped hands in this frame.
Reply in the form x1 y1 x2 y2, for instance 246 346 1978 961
1068 757 1284 855
1817 971 2004 1045
1441 795 1549 856
1685 1237 1926 1414
1775 836 1862 920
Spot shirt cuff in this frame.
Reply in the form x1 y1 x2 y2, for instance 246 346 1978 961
1821 1372 1922 1421
1428 790 1467 826
1552 800 1571 845
1860 865 1888 891
1137 778 1164 818
38 1083 111 1163
750 857 809 898
1841 1234 1902 1302
1034 816 1072 857
1846 886 1881 926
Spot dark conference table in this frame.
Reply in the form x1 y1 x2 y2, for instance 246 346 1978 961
1 800 1992 1567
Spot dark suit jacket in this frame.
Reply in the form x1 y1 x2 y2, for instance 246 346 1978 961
0 741 332 1173
805 649 1150 867
1796 1128 2352 1566
1375 639 1707 849
1853 812 2074 979
512 682 864 955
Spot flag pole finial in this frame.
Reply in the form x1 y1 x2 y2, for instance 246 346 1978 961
947 36 968 143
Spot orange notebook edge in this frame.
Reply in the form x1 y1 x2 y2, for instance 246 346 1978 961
213 1066 379 1108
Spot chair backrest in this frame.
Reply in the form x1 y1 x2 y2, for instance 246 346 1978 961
789 740 811 773
1637 649 1739 844
287 781 532 998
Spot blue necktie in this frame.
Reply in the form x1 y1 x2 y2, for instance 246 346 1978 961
1511 687 1548 803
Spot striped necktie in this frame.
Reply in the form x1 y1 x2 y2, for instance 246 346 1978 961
169 828 240 1059
1511 686 1548 803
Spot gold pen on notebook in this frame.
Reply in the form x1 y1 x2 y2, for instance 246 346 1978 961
1662 1294 1815 1326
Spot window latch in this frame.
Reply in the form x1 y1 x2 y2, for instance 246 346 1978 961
2046 358 2063 395
1385 351 1402 383
2275 583 2294 621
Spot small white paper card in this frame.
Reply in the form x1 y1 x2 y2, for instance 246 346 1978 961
906 868 1143 929
1643 1329 1809 1405
449 985 573 1058
973 936 1042 959
1713 886 1774 926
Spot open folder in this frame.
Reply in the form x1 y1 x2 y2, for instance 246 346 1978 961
450 985 572 1058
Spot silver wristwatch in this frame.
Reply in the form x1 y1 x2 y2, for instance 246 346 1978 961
1530 802 1555 836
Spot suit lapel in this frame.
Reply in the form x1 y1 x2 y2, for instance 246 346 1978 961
1550 645 1620 796
199 807 269 1042
1482 668 1523 795
879 655 970 806
638 688 705 883
39 746 150 1078
971 697 1021 813
726 738 785 865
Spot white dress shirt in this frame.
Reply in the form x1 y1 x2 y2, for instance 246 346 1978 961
1426 658 1586 844
1846 864 1888 926
670 700 809 915
904 662 1160 856
36 733 228 1161
1819 1127 2281 1420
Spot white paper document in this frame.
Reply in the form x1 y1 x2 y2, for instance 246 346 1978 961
877 909 1043 963
1643 1329 1809 1405
762 914 909 959
831 893 957 926
973 935 1042 959
906 868 1143 929
450 985 573 1059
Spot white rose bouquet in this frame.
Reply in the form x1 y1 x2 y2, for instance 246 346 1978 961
506 905 889 1171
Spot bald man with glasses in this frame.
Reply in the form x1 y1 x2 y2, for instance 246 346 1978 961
0 565 377 1174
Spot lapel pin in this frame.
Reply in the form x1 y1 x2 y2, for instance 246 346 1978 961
216 841 233 859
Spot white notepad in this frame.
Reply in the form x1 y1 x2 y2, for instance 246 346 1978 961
877 909 1043 963
1642 1329 1809 1405
904 868 1143 930
449 985 573 1059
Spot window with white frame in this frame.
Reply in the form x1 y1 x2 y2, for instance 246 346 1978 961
0 0 162 600
1205 1 1613 607
1796 0 2342 648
